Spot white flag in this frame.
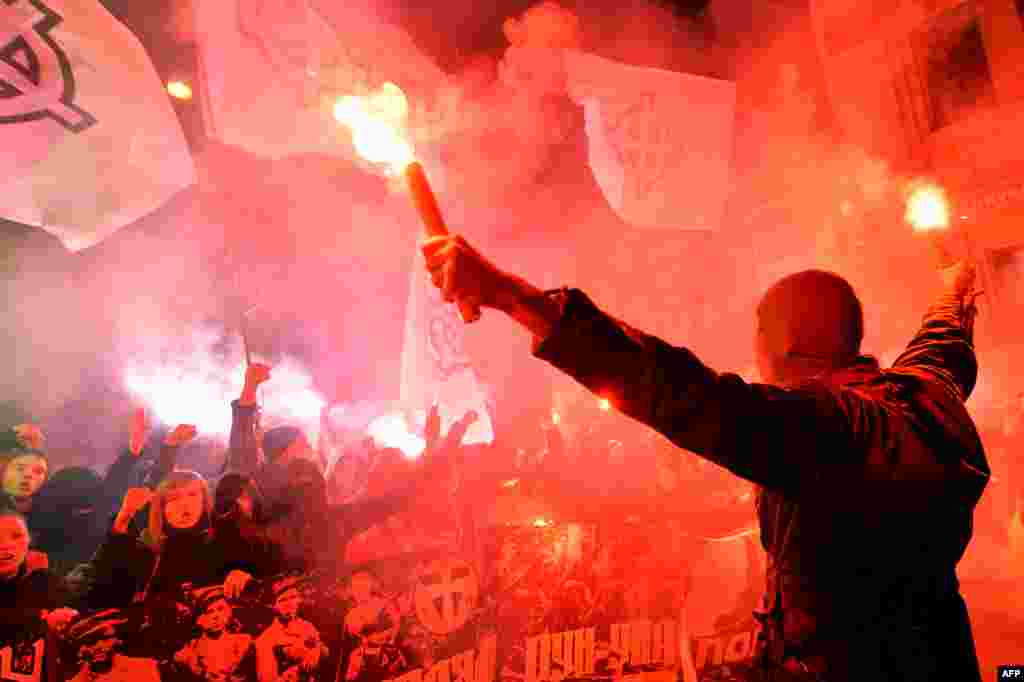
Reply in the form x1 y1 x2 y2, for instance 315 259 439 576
564 51 736 231
0 0 195 251
399 249 494 446
194 0 445 159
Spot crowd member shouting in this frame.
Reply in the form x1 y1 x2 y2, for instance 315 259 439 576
0 423 49 514
0 509 78 679
422 234 989 681
28 408 154 577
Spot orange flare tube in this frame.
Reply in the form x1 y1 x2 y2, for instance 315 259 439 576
405 162 481 323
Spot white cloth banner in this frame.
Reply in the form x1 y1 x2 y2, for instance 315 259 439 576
399 249 494 446
564 50 736 231
194 0 445 159
0 0 195 250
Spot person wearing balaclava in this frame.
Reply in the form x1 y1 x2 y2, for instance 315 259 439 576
28 409 158 577
422 233 988 681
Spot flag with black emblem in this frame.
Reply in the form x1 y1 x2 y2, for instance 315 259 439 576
0 0 195 250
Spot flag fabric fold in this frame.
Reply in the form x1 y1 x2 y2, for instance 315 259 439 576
193 0 445 160
1 0 195 251
564 50 736 231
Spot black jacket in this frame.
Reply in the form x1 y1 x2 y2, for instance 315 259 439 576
80 524 275 611
533 289 987 682
28 448 145 577
0 563 68 682
0 563 68 637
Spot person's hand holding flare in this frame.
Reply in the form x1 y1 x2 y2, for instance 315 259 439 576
421 235 521 314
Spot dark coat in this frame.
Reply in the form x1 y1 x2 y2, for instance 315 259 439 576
533 289 987 682
0 563 68 682
80 523 275 611
0 563 68 636
28 449 144 577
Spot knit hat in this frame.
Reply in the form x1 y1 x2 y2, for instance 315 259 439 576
262 426 304 464
757 270 863 365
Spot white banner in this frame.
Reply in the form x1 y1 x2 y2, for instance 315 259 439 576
399 249 493 446
0 0 195 251
564 51 736 231
194 0 445 159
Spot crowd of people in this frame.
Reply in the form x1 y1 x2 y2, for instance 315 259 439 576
1 236 1013 682
0 362 479 680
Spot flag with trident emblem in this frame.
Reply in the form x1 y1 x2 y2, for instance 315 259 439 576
0 0 195 251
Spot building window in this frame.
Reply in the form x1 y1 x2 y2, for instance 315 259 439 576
913 1 997 132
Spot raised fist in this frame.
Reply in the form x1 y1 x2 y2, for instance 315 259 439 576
129 408 148 456
115 487 155 532
164 424 198 447
13 424 44 450
244 363 272 388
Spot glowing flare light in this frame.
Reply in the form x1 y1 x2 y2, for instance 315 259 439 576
333 83 413 174
333 82 479 323
906 185 950 233
124 355 325 439
166 80 193 100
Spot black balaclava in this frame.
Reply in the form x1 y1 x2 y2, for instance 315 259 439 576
29 467 102 574
757 269 863 381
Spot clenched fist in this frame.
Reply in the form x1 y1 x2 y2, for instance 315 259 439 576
940 260 977 299
421 235 519 313
240 362 272 406
114 487 155 533
129 408 148 456
164 424 198 447
244 363 271 389
13 424 44 451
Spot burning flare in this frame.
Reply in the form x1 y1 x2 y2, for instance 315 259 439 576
906 184 950 233
333 82 414 173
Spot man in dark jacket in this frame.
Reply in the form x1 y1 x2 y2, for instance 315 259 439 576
421 234 988 681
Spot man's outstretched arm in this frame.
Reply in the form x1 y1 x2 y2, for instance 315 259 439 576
420 235 853 496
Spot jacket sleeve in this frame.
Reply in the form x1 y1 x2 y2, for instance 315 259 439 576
142 442 183 488
532 289 858 497
100 449 145 518
79 530 152 609
891 293 978 402
225 400 265 477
